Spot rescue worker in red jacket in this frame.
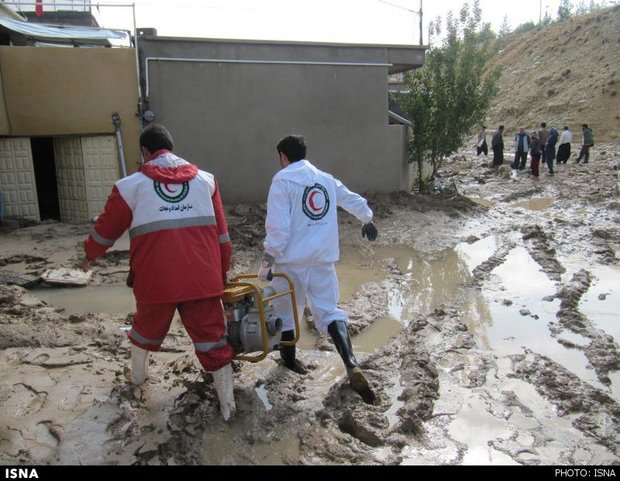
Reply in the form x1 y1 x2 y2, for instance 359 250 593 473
82 124 236 420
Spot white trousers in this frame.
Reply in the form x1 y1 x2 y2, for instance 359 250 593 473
271 263 348 334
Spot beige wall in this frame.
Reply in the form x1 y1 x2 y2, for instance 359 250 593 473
0 46 141 170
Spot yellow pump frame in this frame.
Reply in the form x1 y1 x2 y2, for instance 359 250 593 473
224 273 300 362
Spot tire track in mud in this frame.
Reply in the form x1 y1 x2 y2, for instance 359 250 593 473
510 351 620 457
469 240 515 287
469 222 620 456
519 224 620 386
521 224 566 282
474 223 620 388
552 269 620 386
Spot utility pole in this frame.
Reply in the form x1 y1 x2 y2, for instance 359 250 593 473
378 0 424 44
539 0 542 24
419 0 423 45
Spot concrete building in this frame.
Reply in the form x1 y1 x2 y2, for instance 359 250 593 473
137 34 425 204
0 2 425 223
0 4 140 224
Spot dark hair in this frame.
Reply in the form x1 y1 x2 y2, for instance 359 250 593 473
564 126 569 130
276 135 306 162
541 122 547 128
582 123 589 129
499 125 504 130
140 124 174 153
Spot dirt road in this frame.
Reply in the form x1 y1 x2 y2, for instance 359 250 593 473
0 144 618 465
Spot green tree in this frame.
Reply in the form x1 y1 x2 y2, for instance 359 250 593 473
397 1 501 191
498 15 511 37
512 21 538 35
558 0 573 20
575 1 588 15
575 0 609 16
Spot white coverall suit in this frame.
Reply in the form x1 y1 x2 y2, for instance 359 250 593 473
264 159 373 334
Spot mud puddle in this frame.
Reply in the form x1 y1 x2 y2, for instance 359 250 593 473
468 196 555 211
31 285 135 316
30 240 616 399
19 236 619 465
480 246 608 391
514 197 555 211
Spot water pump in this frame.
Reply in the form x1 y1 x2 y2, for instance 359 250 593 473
222 274 300 362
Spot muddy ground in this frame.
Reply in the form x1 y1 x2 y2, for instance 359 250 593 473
0 144 619 466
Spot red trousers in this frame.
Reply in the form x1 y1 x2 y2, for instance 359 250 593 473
128 297 234 372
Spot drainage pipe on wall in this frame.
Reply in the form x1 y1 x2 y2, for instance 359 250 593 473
389 111 413 127
112 113 128 178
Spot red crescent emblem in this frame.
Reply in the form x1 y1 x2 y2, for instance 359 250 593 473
163 183 178 194
308 191 322 212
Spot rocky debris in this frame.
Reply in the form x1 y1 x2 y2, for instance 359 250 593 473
0 270 40 288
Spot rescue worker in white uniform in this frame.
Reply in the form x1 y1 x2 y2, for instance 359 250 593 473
258 135 378 404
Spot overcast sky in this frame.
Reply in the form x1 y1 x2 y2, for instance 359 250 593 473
92 0 563 44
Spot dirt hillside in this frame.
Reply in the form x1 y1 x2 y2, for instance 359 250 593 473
487 5 620 141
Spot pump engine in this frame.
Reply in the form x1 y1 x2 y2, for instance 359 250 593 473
222 274 300 362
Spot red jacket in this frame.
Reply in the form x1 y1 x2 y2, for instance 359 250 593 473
84 151 231 304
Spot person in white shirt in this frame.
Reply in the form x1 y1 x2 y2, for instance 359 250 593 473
258 135 378 404
557 126 573 164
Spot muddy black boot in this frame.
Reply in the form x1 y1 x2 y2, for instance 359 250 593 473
279 330 307 374
327 320 376 405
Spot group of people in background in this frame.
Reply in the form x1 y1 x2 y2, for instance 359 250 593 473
477 123 594 181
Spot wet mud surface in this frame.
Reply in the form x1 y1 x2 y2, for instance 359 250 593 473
0 144 619 465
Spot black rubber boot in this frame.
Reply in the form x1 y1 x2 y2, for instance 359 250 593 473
279 330 307 374
327 321 376 405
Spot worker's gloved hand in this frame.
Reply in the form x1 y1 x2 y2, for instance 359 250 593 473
361 222 378 242
258 252 275 282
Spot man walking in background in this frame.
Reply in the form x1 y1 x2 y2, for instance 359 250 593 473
492 125 505 169
511 127 531 171
539 122 550 167
557 126 572 164
577 124 594 164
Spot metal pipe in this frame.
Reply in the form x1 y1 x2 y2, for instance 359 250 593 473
112 113 127 178
131 3 142 103
10 2 135 10
389 110 413 127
